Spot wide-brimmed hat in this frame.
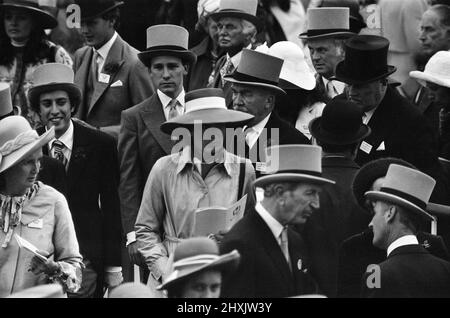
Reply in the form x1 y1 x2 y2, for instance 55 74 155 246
0 116 54 173
209 0 260 30
75 0 124 21
28 63 82 115
334 35 397 85
158 237 240 291
254 145 335 188
299 7 355 40
365 164 436 220
318 0 367 33
161 88 253 134
138 24 197 68
310 98 371 145
224 49 286 95
0 83 13 119
268 41 316 91
410 51 450 89
0 0 57 29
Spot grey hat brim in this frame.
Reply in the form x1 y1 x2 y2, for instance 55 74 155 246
299 31 355 41
28 83 82 112
224 75 286 95
254 173 335 188
209 10 261 31
138 50 197 68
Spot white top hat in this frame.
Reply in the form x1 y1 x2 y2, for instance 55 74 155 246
410 51 450 89
299 7 355 40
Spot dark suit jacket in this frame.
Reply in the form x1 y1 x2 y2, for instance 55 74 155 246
73 34 153 138
118 94 174 234
38 156 67 196
220 209 319 298
39 122 123 273
361 244 450 298
338 230 450 298
209 54 234 107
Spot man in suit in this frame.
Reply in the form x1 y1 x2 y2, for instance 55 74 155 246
118 25 196 281
220 145 334 298
334 35 449 204
300 7 355 103
207 0 259 106
29 63 123 298
225 49 310 177
0 83 67 195
73 0 153 139
360 164 450 298
302 98 372 297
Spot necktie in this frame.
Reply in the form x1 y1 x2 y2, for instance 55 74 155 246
167 99 180 120
52 140 68 168
280 227 292 272
220 58 235 86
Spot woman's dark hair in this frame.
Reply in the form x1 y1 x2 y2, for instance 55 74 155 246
0 10 53 67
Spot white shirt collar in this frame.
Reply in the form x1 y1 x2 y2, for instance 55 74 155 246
387 235 419 257
95 31 118 61
255 202 284 241
363 107 377 125
322 77 346 95
157 89 186 108
245 113 271 149
227 44 252 68
48 120 74 151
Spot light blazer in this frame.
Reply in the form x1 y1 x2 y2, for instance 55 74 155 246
73 34 153 138
118 94 174 235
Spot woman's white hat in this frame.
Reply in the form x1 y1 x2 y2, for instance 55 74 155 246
0 116 54 173
410 51 450 88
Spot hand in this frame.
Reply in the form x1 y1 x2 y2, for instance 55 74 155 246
104 271 123 288
29 250 60 276
128 241 144 267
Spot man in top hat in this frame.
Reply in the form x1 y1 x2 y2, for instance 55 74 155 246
302 98 372 297
220 145 334 298
118 24 196 281
29 63 123 298
361 164 450 298
0 83 67 195
334 35 449 204
134 88 256 295
207 0 260 106
157 238 240 298
73 0 153 139
300 7 356 103
225 49 310 177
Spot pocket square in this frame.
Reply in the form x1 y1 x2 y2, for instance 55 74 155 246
111 80 123 87
377 142 385 151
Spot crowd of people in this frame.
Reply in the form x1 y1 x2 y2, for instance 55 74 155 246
1 0 450 298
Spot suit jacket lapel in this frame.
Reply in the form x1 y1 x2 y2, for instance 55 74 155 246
140 95 174 155
88 35 126 115
74 49 93 119
67 121 89 191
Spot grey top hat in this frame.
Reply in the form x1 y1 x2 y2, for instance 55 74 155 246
209 0 261 30
299 7 355 40
138 24 197 67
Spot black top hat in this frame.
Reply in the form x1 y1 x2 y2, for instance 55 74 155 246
334 35 397 85
0 0 57 29
75 0 124 21
309 98 371 145
319 0 367 33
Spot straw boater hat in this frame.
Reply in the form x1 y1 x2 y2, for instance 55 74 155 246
254 145 335 188
318 0 367 33
0 83 13 119
157 237 240 291
0 116 54 173
268 41 316 91
334 35 397 85
0 0 57 29
138 24 197 68
28 63 82 115
209 0 260 30
160 88 253 134
365 164 436 220
310 98 371 145
299 7 355 40
75 0 124 21
224 49 286 95
410 51 450 89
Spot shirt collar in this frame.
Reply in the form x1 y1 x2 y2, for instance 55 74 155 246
94 31 118 61
363 107 378 125
250 113 271 132
322 77 346 92
227 44 252 68
255 202 284 240
387 235 419 257
157 89 186 109
48 120 74 151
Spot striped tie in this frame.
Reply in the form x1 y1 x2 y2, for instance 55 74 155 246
52 140 68 168
167 99 180 120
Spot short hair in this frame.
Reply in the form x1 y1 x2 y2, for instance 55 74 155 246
430 4 450 29
396 205 424 233
241 19 257 38
263 182 299 198
102 8 121 29
30 90 81 116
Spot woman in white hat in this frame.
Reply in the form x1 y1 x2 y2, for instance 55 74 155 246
0 116 82 297
0 0 72 129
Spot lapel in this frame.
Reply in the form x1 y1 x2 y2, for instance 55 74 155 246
74 48 93 118
36 126 50 156
415 86 432 114
249 113 280 163
67 121 90 190
88 35 126 115
140 95 174 155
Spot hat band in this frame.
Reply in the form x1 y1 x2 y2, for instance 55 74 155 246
230 71 280 87
185 97 226 113
0 130 39 161
145 45 188 52
173 254 220 270
306 28 351 37
265 169 322 177
379 187 427 210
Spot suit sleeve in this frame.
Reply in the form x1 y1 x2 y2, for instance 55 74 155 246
128 61 154 106
100 135 123 267
243 160 256 214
